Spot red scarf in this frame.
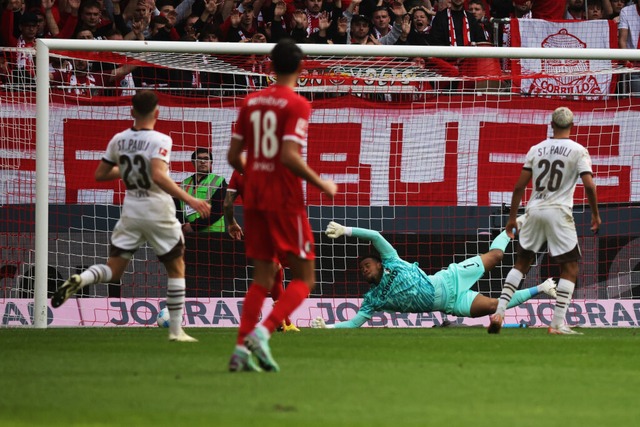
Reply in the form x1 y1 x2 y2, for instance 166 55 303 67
307 12 321 36
16 36 36 77
447 8 471 46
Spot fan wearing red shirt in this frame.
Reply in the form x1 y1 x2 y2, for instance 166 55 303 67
530 0 565 20
227 38 337 373
224 169 299 333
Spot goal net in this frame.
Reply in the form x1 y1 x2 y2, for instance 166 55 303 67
2 34 640 329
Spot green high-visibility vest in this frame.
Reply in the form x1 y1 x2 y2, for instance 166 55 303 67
180 174 225 233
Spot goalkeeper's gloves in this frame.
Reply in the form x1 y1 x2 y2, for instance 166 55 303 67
325 221 351 239
311 316 327 328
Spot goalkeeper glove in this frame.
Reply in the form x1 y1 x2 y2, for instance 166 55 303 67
311 316 327 328
325 221 350 239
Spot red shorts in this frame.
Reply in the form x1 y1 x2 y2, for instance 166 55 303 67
244 209 315 263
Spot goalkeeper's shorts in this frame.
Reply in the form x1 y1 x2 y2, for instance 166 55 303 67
431 255 485 317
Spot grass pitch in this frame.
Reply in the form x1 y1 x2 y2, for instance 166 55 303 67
1 327 638 427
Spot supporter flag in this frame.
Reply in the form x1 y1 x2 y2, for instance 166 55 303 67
510 18 618 97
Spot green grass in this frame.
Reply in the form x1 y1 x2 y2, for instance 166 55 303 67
1 327 638 427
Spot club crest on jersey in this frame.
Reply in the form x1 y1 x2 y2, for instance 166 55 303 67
159 148 168 156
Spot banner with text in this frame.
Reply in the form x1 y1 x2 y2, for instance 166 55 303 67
2 298 639 328
510 18 618 96
2 96 640 207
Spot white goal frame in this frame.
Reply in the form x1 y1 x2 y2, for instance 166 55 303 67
31 39 640 328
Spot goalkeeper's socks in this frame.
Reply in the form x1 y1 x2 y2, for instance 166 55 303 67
166 278 186 337
262 279 309 333
237 284 269 345
550 279 575 329
507 287 538 308
79 264 112 287
489 230 511 252
271 267 284 301
495 268 524 316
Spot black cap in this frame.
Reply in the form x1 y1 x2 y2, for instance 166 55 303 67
20 11 39 25
352 15 370 25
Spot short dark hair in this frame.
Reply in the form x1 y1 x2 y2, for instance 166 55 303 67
191 148 212 161
468 0 486 9
156 0 176 9
352 15 371 26
271 38 303 75
80 0 101 13
372 6 390 15
131 90 158 116
358 253 382 264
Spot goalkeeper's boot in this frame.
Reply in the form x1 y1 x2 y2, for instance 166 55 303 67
540 278 558 298
244 327 280 372
169 329 198 342
282 322 300 333
228 348 262 373
487 313 503 334
548 325 583 335
51 274 82 308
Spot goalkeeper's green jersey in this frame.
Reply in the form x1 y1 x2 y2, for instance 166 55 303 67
333 228 438 328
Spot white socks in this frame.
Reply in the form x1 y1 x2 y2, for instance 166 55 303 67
551 279 576 328
166 278 186 336
496 268 524 316
79 264 112 287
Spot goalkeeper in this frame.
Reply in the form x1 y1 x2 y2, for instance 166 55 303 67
312 221 557 329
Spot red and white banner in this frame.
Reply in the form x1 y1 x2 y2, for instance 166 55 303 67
2 298 639 328
1 95 640 206
510 18 618 96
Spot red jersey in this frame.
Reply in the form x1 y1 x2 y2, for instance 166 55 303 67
232 84 311 213
531 0 565 20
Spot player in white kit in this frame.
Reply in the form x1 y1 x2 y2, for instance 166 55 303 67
488 107 601 335
52 90 211 342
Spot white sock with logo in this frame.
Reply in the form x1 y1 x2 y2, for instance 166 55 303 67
167 278 186 336
79 264 112 287
550 279 575 329
496 269 524 316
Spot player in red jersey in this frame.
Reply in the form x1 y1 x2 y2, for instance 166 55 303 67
224 169 299 333
227 38 337 372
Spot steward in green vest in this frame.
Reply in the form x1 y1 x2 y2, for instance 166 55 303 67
177 149 227 233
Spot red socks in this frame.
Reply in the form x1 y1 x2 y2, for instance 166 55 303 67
236 284 269 345
269 267 293 326
271 267 284 300
263 279 309 333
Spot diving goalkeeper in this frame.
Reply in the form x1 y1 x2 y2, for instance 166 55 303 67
312 221 557 329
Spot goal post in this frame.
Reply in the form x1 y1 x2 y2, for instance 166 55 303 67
4 36 640 328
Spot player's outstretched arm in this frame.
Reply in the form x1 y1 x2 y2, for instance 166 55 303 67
311 314 368 329
325 221 397 259
151 159 211 218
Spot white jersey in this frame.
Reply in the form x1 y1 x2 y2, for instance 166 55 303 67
619 5 640 49
523 137 593 211
103 128 176 220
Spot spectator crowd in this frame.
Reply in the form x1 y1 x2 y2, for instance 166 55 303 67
0 0 637 96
